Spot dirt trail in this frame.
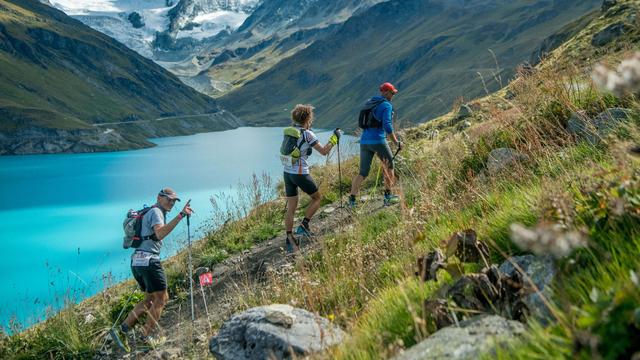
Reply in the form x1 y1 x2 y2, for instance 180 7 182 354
99 196 390 359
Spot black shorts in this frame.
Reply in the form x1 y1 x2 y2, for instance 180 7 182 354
359 143 394 177
132 258 167 293
283 172 318 197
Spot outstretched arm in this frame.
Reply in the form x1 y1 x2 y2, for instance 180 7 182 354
153 202 193 240
313 141 334 156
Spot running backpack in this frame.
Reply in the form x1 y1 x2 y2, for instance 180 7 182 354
122 205 157 249
358 99 386 129
279 127 310 166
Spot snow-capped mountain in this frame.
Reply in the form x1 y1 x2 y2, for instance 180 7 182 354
47 0 258 59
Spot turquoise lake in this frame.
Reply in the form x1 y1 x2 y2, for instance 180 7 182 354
0 127 357 331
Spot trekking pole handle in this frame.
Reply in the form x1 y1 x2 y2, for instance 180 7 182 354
185 199 192 226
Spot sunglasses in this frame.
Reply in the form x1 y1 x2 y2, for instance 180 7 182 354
159 190 178 202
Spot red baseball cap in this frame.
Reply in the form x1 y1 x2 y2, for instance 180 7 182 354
379 82 398 94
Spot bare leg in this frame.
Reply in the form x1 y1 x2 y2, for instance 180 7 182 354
285 196 299 232
142 290 168 336
350 174 364 196
304 191 322 220
123 293 152 328
380 157 396 192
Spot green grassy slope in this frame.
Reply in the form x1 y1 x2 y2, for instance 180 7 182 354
0 0 219 134
219 0 601 129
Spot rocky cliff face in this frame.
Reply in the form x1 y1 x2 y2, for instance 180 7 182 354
0 124 152 155
167 0 257 33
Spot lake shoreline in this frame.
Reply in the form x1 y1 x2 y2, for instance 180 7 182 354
0 127 358 331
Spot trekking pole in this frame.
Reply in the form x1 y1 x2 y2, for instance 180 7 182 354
336 130 343 209
187 208 195 324
392 136 403 162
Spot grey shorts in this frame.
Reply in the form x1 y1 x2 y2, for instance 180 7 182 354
359 143 394 178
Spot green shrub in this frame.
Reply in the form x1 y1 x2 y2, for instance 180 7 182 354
109 290 145 323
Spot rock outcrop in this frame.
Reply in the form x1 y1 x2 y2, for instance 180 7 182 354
592 21 630 46
567 108 634 144
393 315 525 360
209 304 345 360
499 255 556 322
487 148 528 174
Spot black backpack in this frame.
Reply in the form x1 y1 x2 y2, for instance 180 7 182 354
358 99 387 129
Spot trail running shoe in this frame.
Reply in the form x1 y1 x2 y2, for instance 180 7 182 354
109 327 129 352
348 196 357 209
295 224 314 238
383 193 400 206
285 236 300 254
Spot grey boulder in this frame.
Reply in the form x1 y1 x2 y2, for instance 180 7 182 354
592 22 629 46
210 304 345 360
486 148 527 174
453 104 474 123
499 255 556 322
567 108 633 144
392 315 525 360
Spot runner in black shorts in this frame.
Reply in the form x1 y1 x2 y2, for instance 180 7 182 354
282 104 342 253
132 258 167 293
111 188 193 348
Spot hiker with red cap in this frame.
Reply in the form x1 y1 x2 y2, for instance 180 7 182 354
349 82 402 207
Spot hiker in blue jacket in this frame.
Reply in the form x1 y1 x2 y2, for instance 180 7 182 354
349 82 402 207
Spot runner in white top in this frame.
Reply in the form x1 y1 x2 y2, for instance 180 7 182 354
283 104 342 253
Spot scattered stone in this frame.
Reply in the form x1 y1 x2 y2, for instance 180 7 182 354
323 207 336 214
445 229 490 264
84 313 96 324
453 104 474 123
392 315 525 360
458 121 472 130
423 299 454 331
592 22 629 47
486 148 527 174
210 304 345 360
499 255 556 322
416 249 447 281
160 348 182 360
567 108 633 144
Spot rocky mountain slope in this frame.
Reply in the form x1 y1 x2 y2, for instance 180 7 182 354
218 0 602 129
176 0 387 95
47 0 259 61
0 0 239 155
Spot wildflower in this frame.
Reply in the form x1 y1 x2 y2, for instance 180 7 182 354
592 52 640 97
510 222 588 258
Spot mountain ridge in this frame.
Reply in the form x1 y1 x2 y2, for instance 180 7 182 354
0 0 240 155
218 0 602 129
